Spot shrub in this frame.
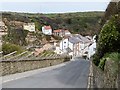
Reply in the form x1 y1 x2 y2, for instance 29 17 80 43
45 35 51 41
107 52 120 75
98 58 106 70
2 43 23 55
98 53 109 70
92 54 100 66
98 52 120 71
107 52 120 62
64 56 70 62
52 35 62 40
93 15 120 66
3 27 28 46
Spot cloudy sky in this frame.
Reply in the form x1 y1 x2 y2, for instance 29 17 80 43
0 0 111 13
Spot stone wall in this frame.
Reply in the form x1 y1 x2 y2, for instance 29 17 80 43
92 60 119 88
0 56 71 76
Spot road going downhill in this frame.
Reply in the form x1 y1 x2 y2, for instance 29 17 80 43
2 57 90 88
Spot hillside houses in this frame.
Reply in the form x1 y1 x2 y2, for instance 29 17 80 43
53 29 63 37
0 21 8 31
42 25 52 35
87 35 96 59
41 25 71 37
54 34 96 59
64 30 71 36
53 29 71 37
5 21 35 32
23 23 35 32
0 21 8 36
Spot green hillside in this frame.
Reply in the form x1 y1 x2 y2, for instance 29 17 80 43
2 11 104 36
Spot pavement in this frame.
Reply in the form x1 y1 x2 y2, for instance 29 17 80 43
2 58 90 88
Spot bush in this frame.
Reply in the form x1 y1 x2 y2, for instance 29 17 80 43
107 52 120 75
93 54 102 66
98 52 120 71
3 27 29 46
98 58 106 70
93 15 120 66
98 53 109 70
2 43 23 55
45 35 51 41
52 35 62 40
107 52 120 62
64 56 70 62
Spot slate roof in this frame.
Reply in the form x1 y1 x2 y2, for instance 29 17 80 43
69 34 91 44
69 36 80 44
66 47 72 53
74 34 91 43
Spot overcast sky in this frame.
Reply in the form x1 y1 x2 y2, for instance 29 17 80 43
0 0 111 13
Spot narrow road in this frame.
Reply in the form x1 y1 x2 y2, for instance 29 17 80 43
2 58 90 88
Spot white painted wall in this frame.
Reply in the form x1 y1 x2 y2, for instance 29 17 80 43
87 42 96 59
54 46 63 54
59 38 75 56
80 43 84 50
79 43 84 56
65 31 71 35
60 38 69 50
68 42 74 51
58 35 95 57
23 23 35 32
69 52 73 56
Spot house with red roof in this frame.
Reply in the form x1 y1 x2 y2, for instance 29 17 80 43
53 29 63 37
42 25 52 35
53 29 71 37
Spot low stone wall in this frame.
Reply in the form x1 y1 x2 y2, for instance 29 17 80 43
0 56 71 76
92 60 119 88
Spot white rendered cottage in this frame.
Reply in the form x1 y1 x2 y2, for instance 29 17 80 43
56 34 92 57
59 35 81 56
87 35 96 59
42 25 52 35
23 23 35 32
73 34 92 56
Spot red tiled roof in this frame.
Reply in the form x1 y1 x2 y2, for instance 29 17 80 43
53 29 62 33
44 26 52 30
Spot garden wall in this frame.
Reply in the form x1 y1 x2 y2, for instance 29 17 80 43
0 56 71 76
92 60 119 88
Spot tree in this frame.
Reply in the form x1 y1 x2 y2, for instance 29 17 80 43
93 15 120 66
6 27 28 46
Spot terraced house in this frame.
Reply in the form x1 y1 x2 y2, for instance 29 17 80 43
53 29 71 37
57 34 95 57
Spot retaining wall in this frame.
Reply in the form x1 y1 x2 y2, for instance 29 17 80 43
0 56 71 76
92 60 119 88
